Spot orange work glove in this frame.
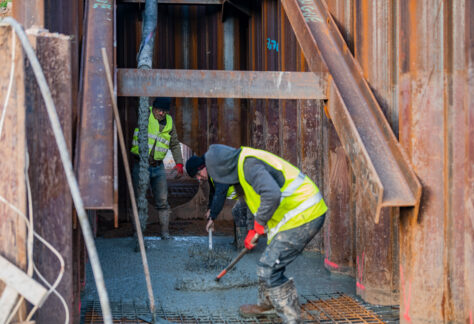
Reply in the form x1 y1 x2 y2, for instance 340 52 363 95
244 221 265 250
173 163 184 176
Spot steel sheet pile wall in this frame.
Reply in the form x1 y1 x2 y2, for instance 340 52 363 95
321 0 355 277
353 0 399 305
117 3 245 155
247 0 326 249
397 0 473 322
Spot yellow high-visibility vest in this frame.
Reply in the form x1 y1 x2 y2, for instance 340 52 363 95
210 177 238 200
131 107 172 161
237 147 327 243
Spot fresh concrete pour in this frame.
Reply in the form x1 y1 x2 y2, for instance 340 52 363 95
81 234 355 317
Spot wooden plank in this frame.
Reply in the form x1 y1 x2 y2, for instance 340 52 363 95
0 25 28 322
24 29 74 324
0 286 19 324
0 256 47 306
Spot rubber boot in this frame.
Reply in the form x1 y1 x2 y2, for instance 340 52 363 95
235 226 247 250
239 280 276 317
267 279 302 324
158 209 171 240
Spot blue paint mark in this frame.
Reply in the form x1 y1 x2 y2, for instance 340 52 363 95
266 38 279 52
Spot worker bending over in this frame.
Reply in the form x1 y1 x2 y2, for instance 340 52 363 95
186 155 253 249
203 144 327 324
130 97 184 241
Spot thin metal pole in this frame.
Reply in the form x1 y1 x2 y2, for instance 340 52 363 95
101 47 156 319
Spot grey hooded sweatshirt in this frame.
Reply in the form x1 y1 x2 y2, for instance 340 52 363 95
205 144 285 225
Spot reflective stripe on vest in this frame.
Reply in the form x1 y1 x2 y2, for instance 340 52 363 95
280 172 306 202
268 191 323 241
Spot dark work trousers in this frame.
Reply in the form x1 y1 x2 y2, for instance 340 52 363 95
132 161 170 229
257 214 326 288
232 199 254 228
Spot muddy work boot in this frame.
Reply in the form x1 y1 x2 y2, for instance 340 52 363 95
235 226 247 250
158 209 171 240
268 278 302 324
239 281 276 317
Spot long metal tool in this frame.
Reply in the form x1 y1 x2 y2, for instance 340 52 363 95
215 233 259 281
208 228 213 250
101 48 156 322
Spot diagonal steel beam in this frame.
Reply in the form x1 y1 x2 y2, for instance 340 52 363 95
117 69 328 99
281 0 421 223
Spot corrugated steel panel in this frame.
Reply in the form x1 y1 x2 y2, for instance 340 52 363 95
323 0 355 276
353 0 399 305
398 0 473 321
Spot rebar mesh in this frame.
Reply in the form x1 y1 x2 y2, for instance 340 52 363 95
81 293 399 324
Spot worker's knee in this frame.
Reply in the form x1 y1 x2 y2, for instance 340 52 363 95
257 265 273 286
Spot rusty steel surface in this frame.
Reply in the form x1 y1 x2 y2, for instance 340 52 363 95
12 0 44 28
352 0 399 306
322 0 355 276
24 30 74 324
76 0 115 209
117 69 328 99
398 0 473 322
281 0 421 224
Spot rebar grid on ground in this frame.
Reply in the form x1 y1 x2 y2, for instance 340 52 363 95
81 293 399 324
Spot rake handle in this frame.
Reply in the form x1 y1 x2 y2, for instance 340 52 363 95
215 233 260 281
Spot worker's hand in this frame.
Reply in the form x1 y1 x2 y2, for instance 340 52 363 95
206 219 214 232
253 220 265 235
244 230 258 250
245 221 265 249
174 163 184 176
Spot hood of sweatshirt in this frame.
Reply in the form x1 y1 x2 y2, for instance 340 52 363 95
204 144 241 184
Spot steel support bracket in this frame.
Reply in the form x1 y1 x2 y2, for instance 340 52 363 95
282 0 422 223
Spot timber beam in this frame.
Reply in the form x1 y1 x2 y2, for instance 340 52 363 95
117 69 328 99
281 0 421 223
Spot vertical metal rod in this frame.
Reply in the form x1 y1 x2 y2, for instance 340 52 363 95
101 47 156 319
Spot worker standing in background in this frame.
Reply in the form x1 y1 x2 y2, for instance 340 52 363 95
185 155 253 249
131 97 184 241
203 144 327 324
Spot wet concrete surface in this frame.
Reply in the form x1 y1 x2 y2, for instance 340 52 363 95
81 234 356 315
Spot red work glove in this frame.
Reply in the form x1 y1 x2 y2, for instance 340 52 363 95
244 221 265 250
174 163 184 176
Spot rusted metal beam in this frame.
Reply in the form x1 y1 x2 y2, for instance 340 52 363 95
118 0 223 4
76 0 115 209
282 0 422 223
117 69 328 99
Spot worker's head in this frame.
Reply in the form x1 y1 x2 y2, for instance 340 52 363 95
186 155 207 180
152 97 171 121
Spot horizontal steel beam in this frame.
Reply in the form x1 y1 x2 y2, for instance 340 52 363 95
282 0 422 223
117 69 328 99
117 0 223 4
